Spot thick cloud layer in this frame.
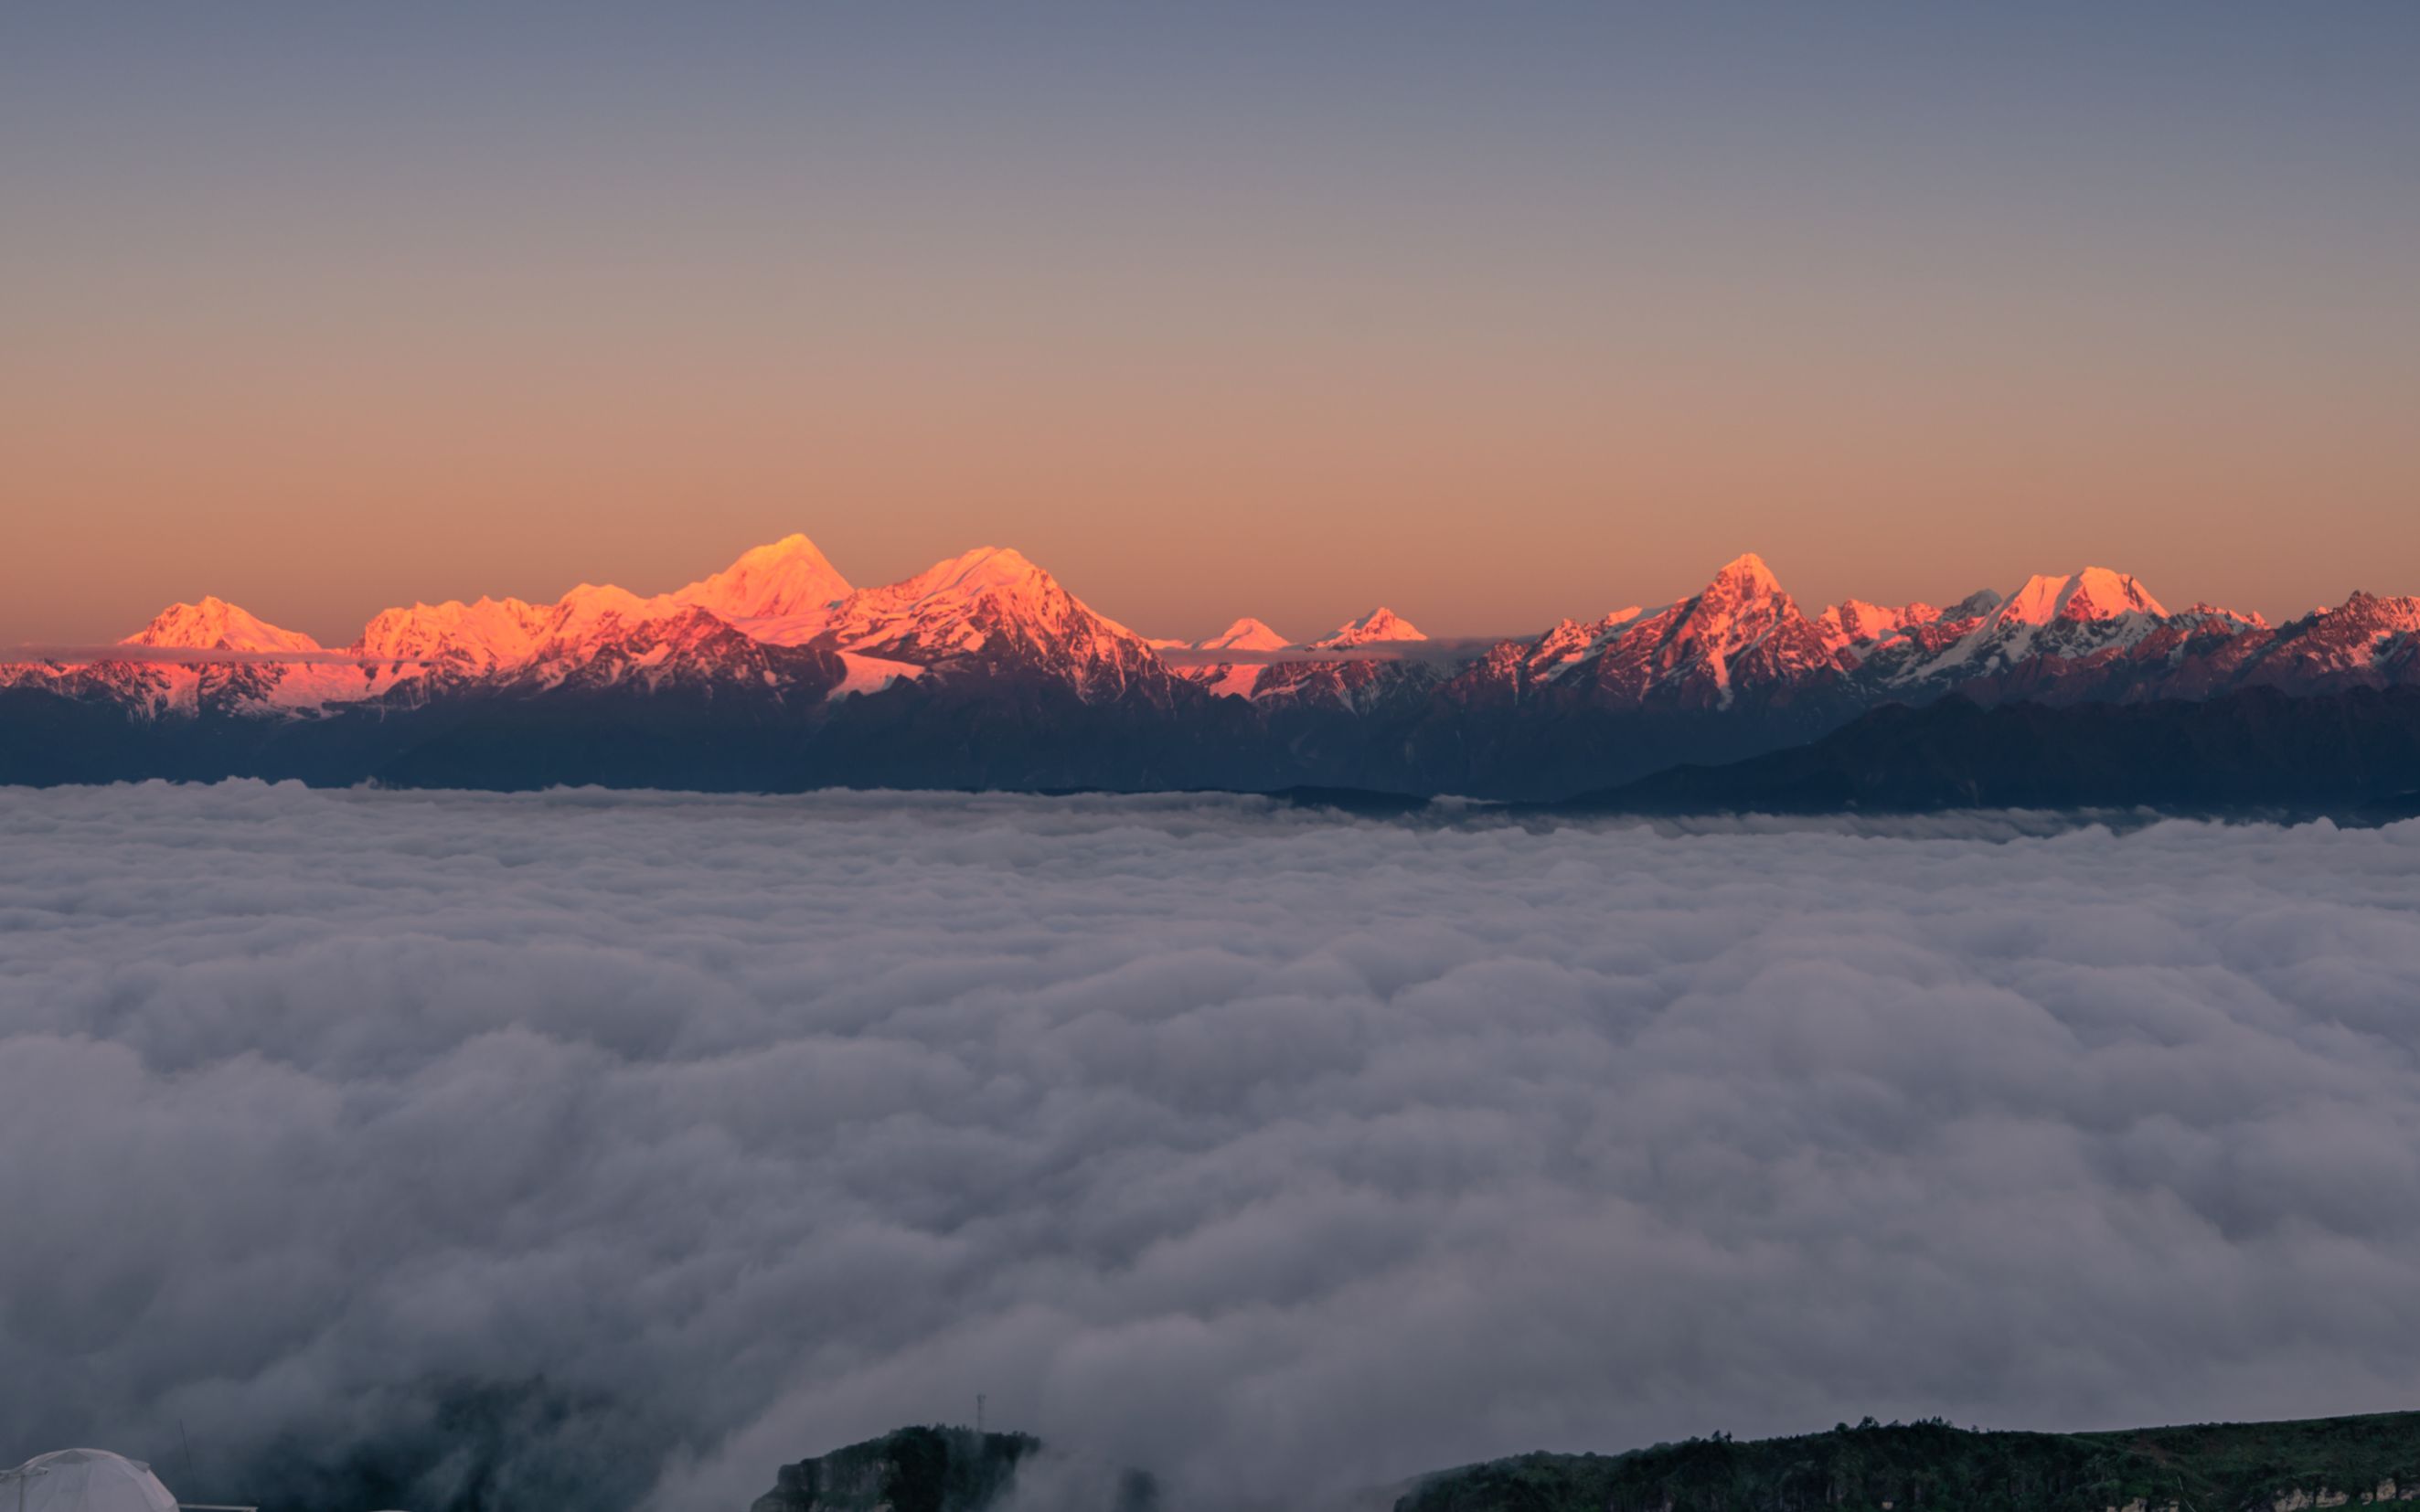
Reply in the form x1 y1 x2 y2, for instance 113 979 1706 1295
4 783 2419 1510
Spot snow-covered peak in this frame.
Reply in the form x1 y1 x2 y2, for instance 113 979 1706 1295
124 597 321 655
1656 554 1839 697
548 582 677 638
827 548 1071 640
1520 607 1647 682
352 596 545 670
1668 552 1804 640
884 545 1052 601
1546 553 1840 711
797 545 1167 700
347 582 681 691
676 533 853 620
1199 617 1293 653
1312 607 1426 649
1884 568 2177 687
1993 568 2168 628
735 546 1074 652
1705 552 1784 601
1816 599 1940 652
1669 553 1807 645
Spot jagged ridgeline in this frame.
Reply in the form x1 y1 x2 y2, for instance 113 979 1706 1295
1397 1413 2420 1512
749 1426 1157 1512
10 537 2420 806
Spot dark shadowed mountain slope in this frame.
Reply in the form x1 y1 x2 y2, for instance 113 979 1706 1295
1566 686 2420 815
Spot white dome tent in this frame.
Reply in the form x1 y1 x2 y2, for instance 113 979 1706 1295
0 1451 178 1512
0 1449 255 1512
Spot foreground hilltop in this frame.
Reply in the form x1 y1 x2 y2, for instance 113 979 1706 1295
747 1412 2420 1512
750 1427 1052 1512
749 1426 1159 1512
1399 1412 2420 1512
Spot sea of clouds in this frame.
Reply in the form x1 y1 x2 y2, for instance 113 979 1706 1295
4 783 2419 1511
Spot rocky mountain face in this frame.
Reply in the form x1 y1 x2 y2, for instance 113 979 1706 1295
6 537 2418 801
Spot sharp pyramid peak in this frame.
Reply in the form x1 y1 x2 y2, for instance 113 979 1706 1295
1312 607 1426 649
1200 617 1293 652
678 532 855 620
1705 552 1785 597
732 532 840 566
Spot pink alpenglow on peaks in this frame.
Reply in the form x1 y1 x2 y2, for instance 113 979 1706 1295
353 597 548 680
1165 618 1299 699
808 544 1170 701
1573 551 1847 710
0 595 371 719
823 547 1066 649
1198 618 1294 653
884 545 1053 602
545 582 678 640
1815 600 1944 655
1702 551 1785 602
1993 568 2169 628
677 534 854 621
1311 608 1426 650
126 596 323 655
336 535 1168 706
24 535 2420 729
1862 566 2180 687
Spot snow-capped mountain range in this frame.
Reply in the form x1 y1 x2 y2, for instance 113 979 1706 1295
5 534 2417 798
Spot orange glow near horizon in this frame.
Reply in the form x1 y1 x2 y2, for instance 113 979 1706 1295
7 294 2412 650
5 8 2416 646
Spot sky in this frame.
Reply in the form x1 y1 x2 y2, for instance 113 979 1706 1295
4 3 2418 645
5 783 2420 1510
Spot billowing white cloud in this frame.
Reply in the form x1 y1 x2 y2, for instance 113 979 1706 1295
3 783 2419 1511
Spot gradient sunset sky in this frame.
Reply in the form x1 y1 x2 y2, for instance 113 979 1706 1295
5 3 2417 645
